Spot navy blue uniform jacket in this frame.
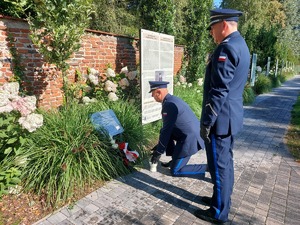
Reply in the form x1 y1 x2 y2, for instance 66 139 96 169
201 31 250 135
156 94 205 159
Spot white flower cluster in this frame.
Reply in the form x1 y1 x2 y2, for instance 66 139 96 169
197 78 203 86
0 82 43 132
84 66 139 102
88 69 100 85
82 96 97 105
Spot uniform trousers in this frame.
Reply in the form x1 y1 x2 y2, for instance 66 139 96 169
205 133 234 222
170 156 206 178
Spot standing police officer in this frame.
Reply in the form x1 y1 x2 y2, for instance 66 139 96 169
194 9 251 224
149 81 207 178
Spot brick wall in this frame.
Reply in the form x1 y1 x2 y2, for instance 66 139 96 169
0 15 184 109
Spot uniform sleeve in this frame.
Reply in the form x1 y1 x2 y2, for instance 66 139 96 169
202 44 238 126
156 102 178 154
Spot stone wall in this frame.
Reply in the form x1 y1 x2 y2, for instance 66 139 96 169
0 15 184 109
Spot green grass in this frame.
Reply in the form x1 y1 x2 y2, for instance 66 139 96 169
19 100 156 206
286 95 300 160
173 84 203 118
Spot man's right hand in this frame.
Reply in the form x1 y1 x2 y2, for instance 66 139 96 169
151 145 157 152
200 124 211 143
151 151 162 164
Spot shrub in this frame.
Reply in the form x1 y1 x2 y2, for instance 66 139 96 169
254 74 272 95
243 83 256 105
0 82 43 197
269 73 281 88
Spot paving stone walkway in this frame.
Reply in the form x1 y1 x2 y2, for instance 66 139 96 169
35 75 300 225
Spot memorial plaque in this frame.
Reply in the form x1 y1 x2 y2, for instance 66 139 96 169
90 109 124 137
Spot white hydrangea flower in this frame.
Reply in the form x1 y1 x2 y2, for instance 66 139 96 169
18 113 43 132
176 81 181 86
82 96 91 104
104 80 117 92
82 96 98 105
88 74 99 85
0 91 11 107
196 90 201 93
108 92 119 101
0 103 14 114
106 68 116 77
89 68 99 76
120 66 128 74
1 82 19 100
82 96 97 105
188 83 192 87
127 71 137 80
197 78 203 86
179 75 186 83
119 78 130 89
11 95 37 116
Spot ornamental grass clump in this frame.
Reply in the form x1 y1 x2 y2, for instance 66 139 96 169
21 102 126 206
21 100 153 206
253 73 272 95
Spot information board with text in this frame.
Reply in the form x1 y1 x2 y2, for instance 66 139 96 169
140 29 174 124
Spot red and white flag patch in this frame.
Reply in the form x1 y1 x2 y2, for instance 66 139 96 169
218 56 227 62
162 112 168 116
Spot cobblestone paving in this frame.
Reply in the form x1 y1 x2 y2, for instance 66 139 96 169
35 75 300 225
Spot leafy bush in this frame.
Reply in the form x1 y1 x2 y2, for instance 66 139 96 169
0 112 24 197
0 166 21 197
0 82 43 197
254 74 272 95
68 66 140 107
269 73 281 88
243 83 256 105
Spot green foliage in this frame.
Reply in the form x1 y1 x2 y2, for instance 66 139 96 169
183 0 213 82
0 0 34 18
253 74 272 95
254 26 279 67
287 95 300 160
90 0 142 37
269 73 281 88
173 82 203 118
243 83 255 105
28 0 93 103
0 112 28 197
20 101 153 206
7 35 28 94
0 167 21 197
139 0 176 35
222 0 299 67
0 112 28 162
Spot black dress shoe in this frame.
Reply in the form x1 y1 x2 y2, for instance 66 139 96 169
161 160 172 167
194 208 227 224
201 196 212 205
